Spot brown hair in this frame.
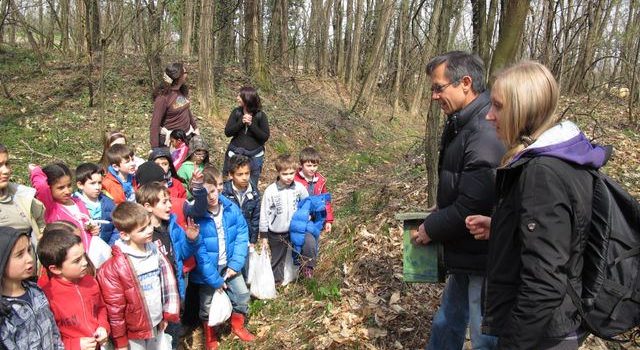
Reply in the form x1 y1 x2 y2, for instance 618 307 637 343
105 144 134 167
202 165 222 186
274 154 297 172
40 221 95 276
111 202 150 233
299 147 321 164
136 182 170 208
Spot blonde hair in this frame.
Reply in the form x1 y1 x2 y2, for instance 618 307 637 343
492 61 560 165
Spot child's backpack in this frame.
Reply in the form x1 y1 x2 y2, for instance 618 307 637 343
566 169 640 341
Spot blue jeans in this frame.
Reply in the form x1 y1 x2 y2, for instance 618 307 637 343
198 267 250 320
426 274 497 350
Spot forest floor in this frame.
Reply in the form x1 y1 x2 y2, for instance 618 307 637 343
1 47 639 349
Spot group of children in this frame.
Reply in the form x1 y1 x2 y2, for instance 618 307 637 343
0 133 333 350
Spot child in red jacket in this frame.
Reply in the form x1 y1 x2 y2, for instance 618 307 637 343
37 224 110 350
294 147 334 232
97 202 180 350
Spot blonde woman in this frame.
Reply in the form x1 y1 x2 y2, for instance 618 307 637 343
465 61 610 349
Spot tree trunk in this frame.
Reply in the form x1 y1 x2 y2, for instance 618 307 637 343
350 0 393 114
9 0 46 70
425 0 453 207
541 0 555 66
334 0 344 77
471 0 487 55
346 0 364 89
390 0 407 118
267 0 288 65
343 0 353 81
489 0 530 78
182 0 194 56
199 0 217 118
244 0 264 79
60 0 69 52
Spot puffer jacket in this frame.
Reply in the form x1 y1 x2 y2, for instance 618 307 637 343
289 194 331 255
294 171 334 223
0 282 64 350
98 193 118 245
189 195 249 289
422 91 505 274
483 121 608 349
165 213 200 299
97 244 180 348
221 180 261 243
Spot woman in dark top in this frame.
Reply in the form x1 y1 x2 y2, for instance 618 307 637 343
150 63 200 148
223 86 270 185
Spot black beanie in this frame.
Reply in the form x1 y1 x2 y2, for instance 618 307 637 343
0 226 30 319
135 161 166 186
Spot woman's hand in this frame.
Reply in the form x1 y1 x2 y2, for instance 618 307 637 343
242 113 253 126
465 215 492 240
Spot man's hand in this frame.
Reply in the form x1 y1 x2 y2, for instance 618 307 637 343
465 215 491 240
410 223 432 245
94 326 108 344
79 337 97 350
224 269 237 281
185 217 200 241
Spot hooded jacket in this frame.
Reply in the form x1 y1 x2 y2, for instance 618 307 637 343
1 183 46 244
0 227 64 350
294 171 334 224
30 166 94 251
483 121 609 349
37 274 110 350
422 91 506 274
289 194 331 255
102 166 137 205
188 195 249 289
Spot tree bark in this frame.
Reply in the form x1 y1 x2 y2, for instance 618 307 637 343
346 0 364 89
199 0 217 118
489 0 530 78
182 0 194 56
390 0 407 118
350 0 393 113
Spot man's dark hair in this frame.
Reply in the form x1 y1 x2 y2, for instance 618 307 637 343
426 51 486 94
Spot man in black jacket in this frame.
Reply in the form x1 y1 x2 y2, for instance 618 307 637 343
411 51 505 350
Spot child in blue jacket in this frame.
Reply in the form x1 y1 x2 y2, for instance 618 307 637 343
185 165 255 350
74 163 118 245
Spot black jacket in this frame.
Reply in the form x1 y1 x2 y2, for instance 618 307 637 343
483 156 594 349
423 91 505 274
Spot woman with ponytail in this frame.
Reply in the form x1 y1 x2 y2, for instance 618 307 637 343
150 63 200 148
465 61 610 349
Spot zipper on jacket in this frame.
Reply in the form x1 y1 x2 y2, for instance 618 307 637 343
8 294 45 349
75 284 91 334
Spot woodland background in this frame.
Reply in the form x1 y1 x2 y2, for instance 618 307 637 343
1 0 640 349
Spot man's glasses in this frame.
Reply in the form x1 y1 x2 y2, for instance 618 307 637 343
431 80 459 94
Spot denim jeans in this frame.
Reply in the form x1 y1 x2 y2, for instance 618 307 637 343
198 267 250 320
426 274 497 350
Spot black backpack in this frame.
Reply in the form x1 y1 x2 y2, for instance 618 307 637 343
566 169 640 341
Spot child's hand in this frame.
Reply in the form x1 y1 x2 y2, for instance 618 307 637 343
185 217 200 241
28 164 37 172
224 269 237 280
324 223 332 233
261 238 268 249
218 283 228 291
94 326 108 344
191 168 204 184
159 320 168 332
86 222 100 236
79 337 97 350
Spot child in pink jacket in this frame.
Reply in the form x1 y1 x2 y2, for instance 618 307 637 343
29 163 96 252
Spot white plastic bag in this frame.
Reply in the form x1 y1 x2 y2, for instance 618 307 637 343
250 245 277 299
245 246 259 285
208 289 232 326
87 235 112 269
158 331 173 350
282 246 298 286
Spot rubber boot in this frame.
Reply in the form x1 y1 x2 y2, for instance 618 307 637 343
230 313 256 342
202 321 219 350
